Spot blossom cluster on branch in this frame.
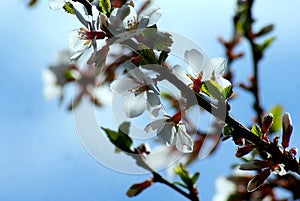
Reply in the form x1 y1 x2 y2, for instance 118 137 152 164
42 0 300 200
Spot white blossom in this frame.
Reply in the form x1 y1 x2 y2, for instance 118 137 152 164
212 176 236 201
173 49 231 92
272 164 287 176
69 2 106 60
42 50 75 100
48 0 69 10
42 68 63 100
108 3 161 42
110 62 162 118
145 113 193 153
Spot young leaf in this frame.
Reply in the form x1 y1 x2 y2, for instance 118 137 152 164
158 50 169 64
153 32 173 51
191 172 200 184
201 80 224 101
223 124 234 137
256 24 274 37
63 2 75 14
142 28 173 51
99 0 111 15
138 48 158 65
101 122 133 152
174 163 198 190
269 105 283 133
126 179 153 197
251 124 263 137
223 85 233 99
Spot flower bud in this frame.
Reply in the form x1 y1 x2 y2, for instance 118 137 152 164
239 160 273 170
261 113 273 133
282 113 293 149
235 144 254 158
289 147 298 156
136 143 151 156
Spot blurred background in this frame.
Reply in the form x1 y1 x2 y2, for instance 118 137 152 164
1 0 300 200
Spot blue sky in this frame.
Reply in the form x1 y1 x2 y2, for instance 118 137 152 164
1 0 300 201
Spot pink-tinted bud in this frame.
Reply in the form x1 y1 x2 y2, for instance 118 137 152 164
247 169 271 192
239 160 274 170
136 143 151 157
235 144 254 158
261 113 273 133
234 138 245 146
289 147 298 156
282 113 293 149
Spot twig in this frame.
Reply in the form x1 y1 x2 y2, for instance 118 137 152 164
128 152 200 201
142 64 299 174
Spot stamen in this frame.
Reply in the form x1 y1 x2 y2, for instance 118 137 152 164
78 28 106 40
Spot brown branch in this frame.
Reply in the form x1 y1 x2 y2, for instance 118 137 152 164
142 64 299 175
127 152 200 201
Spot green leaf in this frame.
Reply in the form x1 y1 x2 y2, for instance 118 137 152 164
174 163 198 190
153 32 173 51
172 181 188 189
138 48 158 65
261 36 276 50
251 124 263 137
269 105 283 133
119 122 130 135
101 122 133 152
158 50 169 64
201 80 225 101
63 2 75 14
223 124 234 137
223 85 233 99
99 0 111 15
142 28 173 51
256 24 274 37
126 179 153 197
191 172 200 184
255 37 276 55
160 92 173 100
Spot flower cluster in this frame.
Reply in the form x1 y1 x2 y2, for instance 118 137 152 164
47 1 232 154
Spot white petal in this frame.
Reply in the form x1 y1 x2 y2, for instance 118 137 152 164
184 49 203 77
94 85 113 105
55 49 72 65
124 93 147 118
42 68 57 84
157 123 175 145
144 118 167 133
147 92 160 106
172 65 191 86
72 1 89 28
216 77 231 89
43 85 62 100
140 5 161 26
147 92 162 118
70 51 84 61
174 125 193 153
212 177 236 201
123 5 137 29
110 77 137 95
49 0 65 10
202 57 227 80
68 29 87 52
91 5 100 22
